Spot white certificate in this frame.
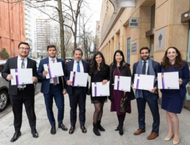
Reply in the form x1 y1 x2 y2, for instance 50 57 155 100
10 68 33 85
43 62 64 79
133 74 155 90
114 75 131 92
91 82 110 97
158 72 179 89
69 71 88 87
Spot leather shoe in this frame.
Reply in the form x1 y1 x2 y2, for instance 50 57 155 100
115 126 119 131
69 126 75 134
81 126 87 133
50 126 56 135
58 123 68 131
31 129 38 138
133 129 146 135
147 132 159 140
10 131 21 142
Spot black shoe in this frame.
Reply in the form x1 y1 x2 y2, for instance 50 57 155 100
10 131 21 142
50 126 56 135
119 126 123 136
31 129 38 138
97 121 105 131
58 123 68 131
115 126 119 131
93 123 100 136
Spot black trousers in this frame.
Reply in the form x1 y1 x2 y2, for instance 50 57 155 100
9 89 36 132
69 87 86 127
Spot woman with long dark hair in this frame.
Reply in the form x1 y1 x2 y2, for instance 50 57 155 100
89 51 109 136
109 50 135 135
161 47 189 144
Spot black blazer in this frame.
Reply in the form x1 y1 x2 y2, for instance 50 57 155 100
64 60 89 95
109 62 135 101
2 56 37 96
132 60 161 99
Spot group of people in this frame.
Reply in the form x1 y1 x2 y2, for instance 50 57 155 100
2 42 189 145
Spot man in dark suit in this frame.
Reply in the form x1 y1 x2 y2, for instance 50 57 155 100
38 45 67 135
132 47 160 140
64 48 89 134
2 42 38 142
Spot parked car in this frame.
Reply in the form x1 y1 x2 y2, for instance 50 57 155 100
0 60 9 112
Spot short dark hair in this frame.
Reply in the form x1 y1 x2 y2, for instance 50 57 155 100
18 42 30 49
73 48 83 56
139 47 150 53
47 45 56 51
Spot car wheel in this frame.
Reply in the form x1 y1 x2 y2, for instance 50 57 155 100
0 91 9 112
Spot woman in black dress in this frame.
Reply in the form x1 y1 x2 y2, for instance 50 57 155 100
89 51 109 136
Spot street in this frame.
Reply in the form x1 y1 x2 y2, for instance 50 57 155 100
0 93 190 145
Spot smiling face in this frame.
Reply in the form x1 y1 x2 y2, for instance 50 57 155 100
74 50 82 61
47 47 57 58
140 49 150 61
166 48 178 62
115 52 123 63
95 54 102 65
18 44 30 58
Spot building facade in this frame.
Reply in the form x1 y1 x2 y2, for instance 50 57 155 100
99 0 190 110
95 21 100 51
0 1 25 58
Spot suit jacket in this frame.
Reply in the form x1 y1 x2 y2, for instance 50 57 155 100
64 59 89 95
37 57 66 95
132 60 161 99
2 56 37 96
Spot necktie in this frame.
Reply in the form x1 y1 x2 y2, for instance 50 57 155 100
142 61 147 74
20 59 26 88
77 61 80 72
52 59 57 85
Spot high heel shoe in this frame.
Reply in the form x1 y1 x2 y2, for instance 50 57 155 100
164 134 174 141
173 140 180 145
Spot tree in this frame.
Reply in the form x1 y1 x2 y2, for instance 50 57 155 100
0 48 9 59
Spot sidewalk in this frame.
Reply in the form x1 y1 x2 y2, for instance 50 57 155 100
0 93 190 145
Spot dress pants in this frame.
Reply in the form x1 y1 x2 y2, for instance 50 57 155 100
136 91 160 133
44 84 64 126
9 89 36 132
69 87 86 127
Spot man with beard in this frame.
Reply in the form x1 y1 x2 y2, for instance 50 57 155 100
38 45 67 135
132 47 161 140
2 42 38 142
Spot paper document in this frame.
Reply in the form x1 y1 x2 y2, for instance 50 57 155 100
69 71 88 87
92 82 110 97
114 75 131 92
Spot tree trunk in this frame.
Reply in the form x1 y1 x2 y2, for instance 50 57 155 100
58 0 65 60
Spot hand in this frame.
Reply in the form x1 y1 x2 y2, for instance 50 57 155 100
63 89 67 95
7 74 13 81
102 80 108 85
67 80 72 86
179 78 183 85
32 77 37 83
43 71 48 77
124 90 127 93
156 77 158 81
149 87 157 93
132 84 137 90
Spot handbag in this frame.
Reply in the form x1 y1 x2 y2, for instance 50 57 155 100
120 93 129 112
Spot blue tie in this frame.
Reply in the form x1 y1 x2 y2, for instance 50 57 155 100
77 61 80 72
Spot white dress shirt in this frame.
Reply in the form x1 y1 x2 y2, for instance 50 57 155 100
73 59 84 72
49 57 59 84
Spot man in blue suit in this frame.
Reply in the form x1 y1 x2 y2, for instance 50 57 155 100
132 47 161 140
38 45 67 135
64 48 89 134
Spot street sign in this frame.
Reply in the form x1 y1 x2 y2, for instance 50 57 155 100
129 17 139 28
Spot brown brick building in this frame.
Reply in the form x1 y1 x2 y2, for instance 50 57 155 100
0 1 25 58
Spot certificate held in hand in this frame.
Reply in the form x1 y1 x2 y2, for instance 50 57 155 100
158 72 179 89
10 68 33 85
114 75 131 92
133 74 155 91
43 62 64 79
69 71 88 87
91 82 110 97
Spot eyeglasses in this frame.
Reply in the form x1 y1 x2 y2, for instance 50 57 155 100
19 47 30 51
